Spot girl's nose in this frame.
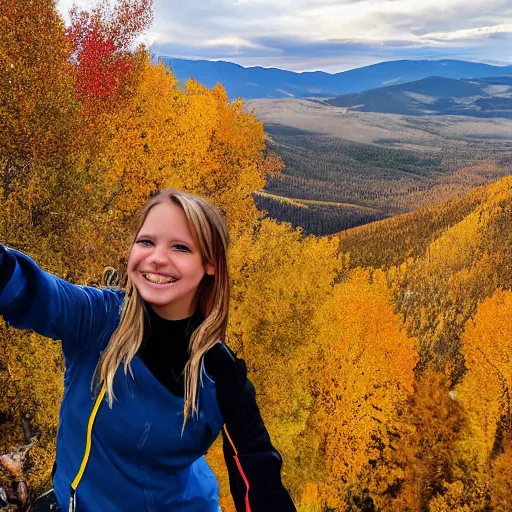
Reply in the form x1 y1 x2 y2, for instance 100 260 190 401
148 245 170 267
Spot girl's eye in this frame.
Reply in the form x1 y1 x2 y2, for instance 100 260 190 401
137 239 153 246
174 244 190 252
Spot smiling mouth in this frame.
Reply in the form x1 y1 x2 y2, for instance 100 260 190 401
142 272 178 285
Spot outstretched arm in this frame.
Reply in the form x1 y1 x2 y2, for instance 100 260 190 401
204 343 297 512
0 244 122 362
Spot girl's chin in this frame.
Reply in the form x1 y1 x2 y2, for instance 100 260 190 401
142 298 194 320
138 288 178 303
135 282 179 305
138 293 181 311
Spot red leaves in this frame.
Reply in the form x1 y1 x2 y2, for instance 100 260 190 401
67 0 153 105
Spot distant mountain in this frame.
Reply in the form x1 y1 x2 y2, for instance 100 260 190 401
325 76 512 117
154 56 512 99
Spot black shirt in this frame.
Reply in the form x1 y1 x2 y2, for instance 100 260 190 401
138 306 199 398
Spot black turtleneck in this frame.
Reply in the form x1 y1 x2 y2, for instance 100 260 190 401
138 305 202 397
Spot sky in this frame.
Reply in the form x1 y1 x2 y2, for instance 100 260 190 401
57 0 512 73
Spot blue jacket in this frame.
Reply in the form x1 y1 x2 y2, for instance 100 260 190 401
0 248 227 511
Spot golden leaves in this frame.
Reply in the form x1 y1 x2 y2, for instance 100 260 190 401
457 290 512 460
98 58 280 239
310 269 418 507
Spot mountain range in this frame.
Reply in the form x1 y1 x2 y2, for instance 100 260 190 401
155 56 512 100
325 76 512 118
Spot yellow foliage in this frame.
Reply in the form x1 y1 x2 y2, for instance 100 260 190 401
456 289 512 462
490 439 512 511
309 268 418 509
223 219 341 496
300 482 319 507
98 58 279 240
426 208 486 273
428 481 471 512
386 181 512 380
393 371 470 512
0 329 63 490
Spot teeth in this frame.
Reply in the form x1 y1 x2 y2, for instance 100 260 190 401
142 273 177 284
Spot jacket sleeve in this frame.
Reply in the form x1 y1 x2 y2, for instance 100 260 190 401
0 244 122 362
204 343 297 512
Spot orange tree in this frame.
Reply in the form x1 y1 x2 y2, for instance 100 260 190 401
456 289 512 510
306 268 418 510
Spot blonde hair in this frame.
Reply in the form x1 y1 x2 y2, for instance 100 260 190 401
93 189 230 434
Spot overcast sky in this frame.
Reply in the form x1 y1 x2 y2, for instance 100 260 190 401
57 0 512 72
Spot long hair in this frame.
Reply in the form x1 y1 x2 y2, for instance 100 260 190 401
93 189 230 434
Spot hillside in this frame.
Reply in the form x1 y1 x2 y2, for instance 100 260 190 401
337 183 489 269
345 175 512 380
326 76 512 117
156 56 512 99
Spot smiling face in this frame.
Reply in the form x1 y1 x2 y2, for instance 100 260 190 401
127 200 215 320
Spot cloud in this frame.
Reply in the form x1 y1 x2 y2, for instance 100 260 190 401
201 36 269 49
423 23 512 42
57 0 512 71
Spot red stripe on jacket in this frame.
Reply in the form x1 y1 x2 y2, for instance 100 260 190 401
223 425 252 512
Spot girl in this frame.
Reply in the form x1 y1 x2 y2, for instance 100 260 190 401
0 189 296 512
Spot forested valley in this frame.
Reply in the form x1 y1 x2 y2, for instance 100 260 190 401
247 104 512 237
1 1 512 511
